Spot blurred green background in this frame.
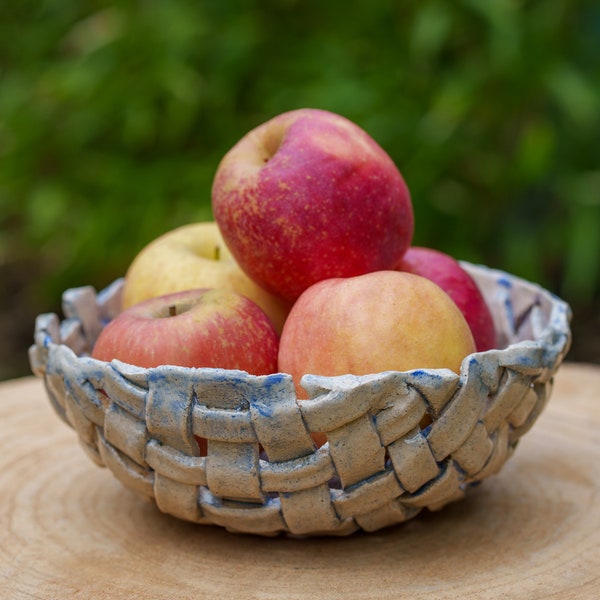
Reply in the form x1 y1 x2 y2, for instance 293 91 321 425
1 0 599 381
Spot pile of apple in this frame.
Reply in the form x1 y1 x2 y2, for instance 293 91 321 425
93 109 497 403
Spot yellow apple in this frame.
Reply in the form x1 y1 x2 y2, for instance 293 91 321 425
122 222 291 333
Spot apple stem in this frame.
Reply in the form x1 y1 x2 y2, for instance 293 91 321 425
214 245 220 261
168 305 177 317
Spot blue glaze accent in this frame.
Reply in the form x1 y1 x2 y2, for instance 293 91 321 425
504 296 515 330
514 352 538 369
264 372 288 385
147 370 190 416
468 355 477 366
410 369 429 379
407 368 454 386
198 368 246 384
252 398 275 419
248 373 295 418
497 276 513 288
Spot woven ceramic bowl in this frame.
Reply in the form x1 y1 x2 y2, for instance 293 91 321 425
29 263 571 537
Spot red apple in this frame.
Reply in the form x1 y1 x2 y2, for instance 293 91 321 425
279 270 476 394
121 222 291 334
211 108 414 303
397 247 496 351
92 288 279 375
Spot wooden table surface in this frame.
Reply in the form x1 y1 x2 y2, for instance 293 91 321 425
1 362 599 599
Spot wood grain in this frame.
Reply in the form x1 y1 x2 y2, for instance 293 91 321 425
1 362 599 599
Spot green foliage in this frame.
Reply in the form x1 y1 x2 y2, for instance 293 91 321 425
1 0 599 377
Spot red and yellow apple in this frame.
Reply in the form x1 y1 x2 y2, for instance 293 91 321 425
211 108 414 303
278 270 476 397
397 246 496 351
92 287 279 375
121 222 291 333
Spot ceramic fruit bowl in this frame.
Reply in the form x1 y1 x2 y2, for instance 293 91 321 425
29 263 571 537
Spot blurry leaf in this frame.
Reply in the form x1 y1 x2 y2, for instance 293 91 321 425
460 0 522 67
429 179 469 216
500 221 546 285
419 77 476 144
410 3 452 60
545 61 599 128
563 171 600 207
515 120 557 182
61 7 124 56
555 170 600 300
26 183 68 241
562 203 600 301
